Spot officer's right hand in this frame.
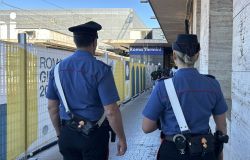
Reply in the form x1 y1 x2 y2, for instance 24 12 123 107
116 138 127 156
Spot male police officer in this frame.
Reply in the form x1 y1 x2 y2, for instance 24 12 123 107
46 21 127 160
142 34 228 160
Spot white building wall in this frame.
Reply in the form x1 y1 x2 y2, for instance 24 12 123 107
192 0 201 39
130 31 143 39
199 0 210 74
0 9 147 41
192 0 201 70
231 0 250 159
200 0 232 106
9 22 17 39
0 22 7 39
37 29 50 39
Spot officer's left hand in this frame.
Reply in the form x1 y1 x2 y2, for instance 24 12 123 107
116 139 127 156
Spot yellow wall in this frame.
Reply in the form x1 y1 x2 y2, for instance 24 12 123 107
6 44 26 159
129 63 145 96
113 60 125 103
6 44 38 160
2 42 151 159
26 50 38 146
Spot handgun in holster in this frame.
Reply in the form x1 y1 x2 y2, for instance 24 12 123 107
214 130 229 157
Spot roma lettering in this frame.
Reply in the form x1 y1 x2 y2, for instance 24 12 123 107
39 56 62 97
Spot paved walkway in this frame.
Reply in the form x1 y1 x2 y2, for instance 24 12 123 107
32 90 160 160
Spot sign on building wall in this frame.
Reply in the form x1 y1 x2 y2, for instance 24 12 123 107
35 47 69 150
129 47 163 55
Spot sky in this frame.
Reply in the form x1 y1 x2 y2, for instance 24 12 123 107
0 0 160 28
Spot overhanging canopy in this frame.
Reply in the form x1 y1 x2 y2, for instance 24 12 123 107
149 0 188 47
102 39 168 51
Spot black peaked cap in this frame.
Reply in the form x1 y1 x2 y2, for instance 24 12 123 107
68 21 102 38
172 34 200 57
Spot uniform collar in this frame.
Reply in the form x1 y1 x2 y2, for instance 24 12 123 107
174 68 199 76
75 50 95 59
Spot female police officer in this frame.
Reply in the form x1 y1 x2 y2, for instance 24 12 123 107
142 34 227 160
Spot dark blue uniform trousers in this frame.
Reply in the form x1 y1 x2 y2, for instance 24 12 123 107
157 140 217 160
58 124 109 160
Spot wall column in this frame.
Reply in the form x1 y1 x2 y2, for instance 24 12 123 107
192 0 201 69
199 0 233 159
200 0 232 109
231 1 250 159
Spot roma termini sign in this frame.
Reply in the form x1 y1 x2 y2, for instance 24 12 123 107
129 47 163 55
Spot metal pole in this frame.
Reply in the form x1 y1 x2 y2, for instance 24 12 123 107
18 33 28 159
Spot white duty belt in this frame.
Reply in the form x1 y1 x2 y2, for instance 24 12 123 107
164 78 190 133
54 63 106 127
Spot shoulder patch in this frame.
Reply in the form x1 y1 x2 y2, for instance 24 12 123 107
204 74 216 79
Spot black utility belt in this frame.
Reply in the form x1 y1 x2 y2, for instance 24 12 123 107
165 133 215 156
62 119 99 137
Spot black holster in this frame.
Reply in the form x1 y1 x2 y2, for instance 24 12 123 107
62 119 98 138
62 113 102 138
214 131 229 157
187 134 215 156
214 140 224 158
